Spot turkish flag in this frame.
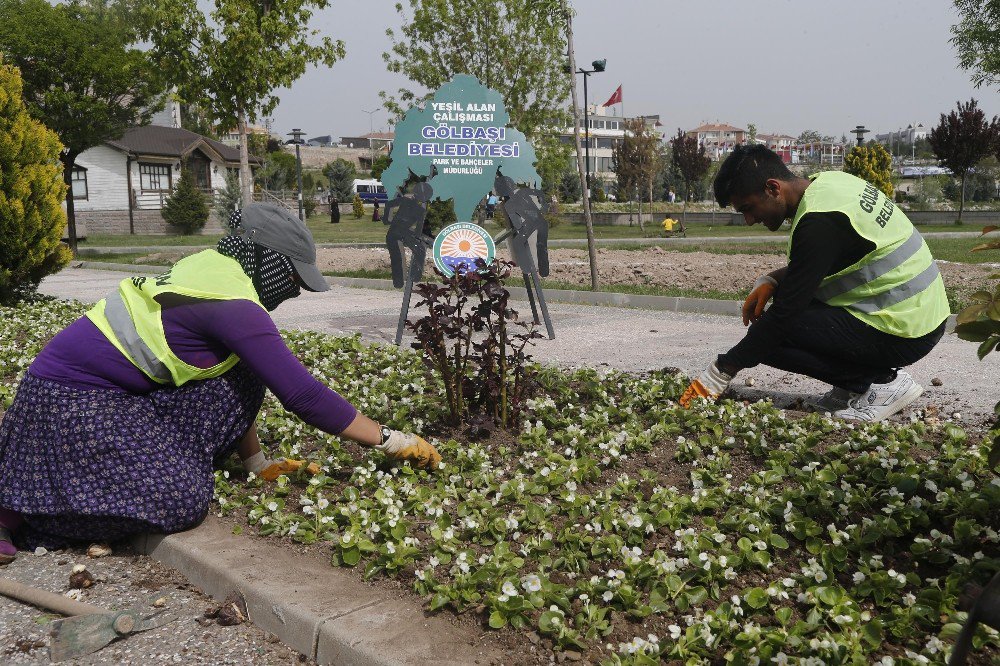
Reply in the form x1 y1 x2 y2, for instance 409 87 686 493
602 85 622 107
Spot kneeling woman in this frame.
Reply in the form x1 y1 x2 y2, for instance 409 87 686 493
0 204 439 562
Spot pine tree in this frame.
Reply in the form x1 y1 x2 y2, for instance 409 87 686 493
215 167 242 227
0 58 71 304
844 143 894 199
161 165 209 234
352 193 365 219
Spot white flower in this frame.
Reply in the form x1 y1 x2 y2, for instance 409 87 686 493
267 501 278 512
602 590 614 602
501 581 518 597
853 571 866 584
521 574 542 593
668 624 681 640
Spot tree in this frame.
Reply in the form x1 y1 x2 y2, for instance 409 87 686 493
162 164 210 234
928 98 1000 221
797 129 822 144
612 118 661 230
556 163 582 203
0 57 71 304
746 122 758 145
256 150 297 191
181 103 217 140
216 167 242 226
844 143 894 198
323 158 356 201
670 129 711 231
0 0 166 253
370 154 392 180
382 0 568 144
141 0 345 205
951 1 1000 89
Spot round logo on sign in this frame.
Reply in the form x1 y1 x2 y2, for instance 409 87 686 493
433 223 496 277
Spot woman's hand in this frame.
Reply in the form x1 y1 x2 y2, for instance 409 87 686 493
377 431 442 470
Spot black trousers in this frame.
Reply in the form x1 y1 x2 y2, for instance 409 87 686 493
720 302 946 394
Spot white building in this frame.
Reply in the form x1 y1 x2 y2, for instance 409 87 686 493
73 101 253 235
558 105 663 187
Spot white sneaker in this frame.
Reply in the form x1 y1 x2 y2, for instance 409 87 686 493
834 370 923 422
805 387 860 413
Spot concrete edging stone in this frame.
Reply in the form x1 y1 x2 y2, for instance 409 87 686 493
130 515 499 666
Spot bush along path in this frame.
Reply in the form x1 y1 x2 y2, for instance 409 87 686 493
2 297 999 665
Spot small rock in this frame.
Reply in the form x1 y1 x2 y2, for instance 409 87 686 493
556 652 566 663
952 412 962 420
744 377 755 386
565 651 583 662
87 543 112 558
931 377 943 386
64 589 83 601
526 631 541 645
34 547 48 556
69 569 95 589
71 564 87 574
57 559 69 566
152 596 167 608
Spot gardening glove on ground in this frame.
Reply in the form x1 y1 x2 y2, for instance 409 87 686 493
243 451 320 481
679 362 733 408
742 274 778 326
377 429 442 470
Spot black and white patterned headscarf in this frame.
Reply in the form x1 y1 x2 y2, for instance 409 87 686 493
217 209 300 311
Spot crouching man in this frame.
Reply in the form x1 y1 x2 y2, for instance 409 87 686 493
680 145 948 421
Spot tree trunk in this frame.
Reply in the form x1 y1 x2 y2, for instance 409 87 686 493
679 185 688 233
238 113 252 206
61 153 79 256
959 173 966 223
562 0 598 291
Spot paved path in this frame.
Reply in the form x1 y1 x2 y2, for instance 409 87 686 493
40 266 1000 424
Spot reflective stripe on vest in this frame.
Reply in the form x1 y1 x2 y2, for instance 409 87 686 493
104 291 172 382
814 227 924 301
849 262 941 314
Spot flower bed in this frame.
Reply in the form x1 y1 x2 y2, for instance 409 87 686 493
3 300 999 665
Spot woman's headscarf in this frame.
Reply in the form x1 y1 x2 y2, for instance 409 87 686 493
217 209 301 311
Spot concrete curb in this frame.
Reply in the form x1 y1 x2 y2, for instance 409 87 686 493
70 261 959 331
131 516 501 666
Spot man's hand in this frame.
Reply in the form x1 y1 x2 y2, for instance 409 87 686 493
378 431 442 470
742 274 778 326
258 458 321 481
679 362 733 408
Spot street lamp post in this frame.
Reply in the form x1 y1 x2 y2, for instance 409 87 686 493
575 59 605 200
363 108 379 173
851 125 869 147
287 128 306 221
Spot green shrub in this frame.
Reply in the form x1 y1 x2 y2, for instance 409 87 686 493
303 196 317 218
352 194 364 219
162 166 209 234
324 158 356 201
215 168 242 225
0 58 71 304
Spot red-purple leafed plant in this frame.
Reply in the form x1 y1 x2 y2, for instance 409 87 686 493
407 259 541 430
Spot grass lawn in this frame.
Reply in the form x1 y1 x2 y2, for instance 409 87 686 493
77 215 978 248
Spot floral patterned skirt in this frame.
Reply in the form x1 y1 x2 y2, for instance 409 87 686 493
0 364 264 548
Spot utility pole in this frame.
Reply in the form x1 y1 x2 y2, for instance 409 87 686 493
562 0 599 290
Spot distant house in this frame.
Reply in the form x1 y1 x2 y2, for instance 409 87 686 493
73 125 258 235
686 123 747 160
338 132 394 170
756 133 798 163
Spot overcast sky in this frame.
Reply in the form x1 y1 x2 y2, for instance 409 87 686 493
264 0 1000 141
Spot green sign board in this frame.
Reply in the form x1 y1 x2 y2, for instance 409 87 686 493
381 74 540 222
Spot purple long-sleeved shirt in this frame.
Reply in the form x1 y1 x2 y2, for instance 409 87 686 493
29 298 357 434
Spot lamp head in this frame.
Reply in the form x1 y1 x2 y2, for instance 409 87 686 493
592 59 606 72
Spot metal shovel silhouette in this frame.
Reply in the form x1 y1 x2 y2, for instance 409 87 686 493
0 576 178 661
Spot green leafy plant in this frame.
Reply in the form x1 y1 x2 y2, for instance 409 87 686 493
954 225 1000 470
0 56 71 304
844 142 894 199
407 259 540 429
352 193 364 219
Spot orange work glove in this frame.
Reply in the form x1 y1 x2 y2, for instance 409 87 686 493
259 458 321 481
377 430 442 470
679 362 733 408
742 274 778 326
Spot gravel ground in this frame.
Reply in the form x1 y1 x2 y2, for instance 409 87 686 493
0 543 311 665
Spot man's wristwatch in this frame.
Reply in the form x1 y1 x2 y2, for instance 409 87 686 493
379 425 392 447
